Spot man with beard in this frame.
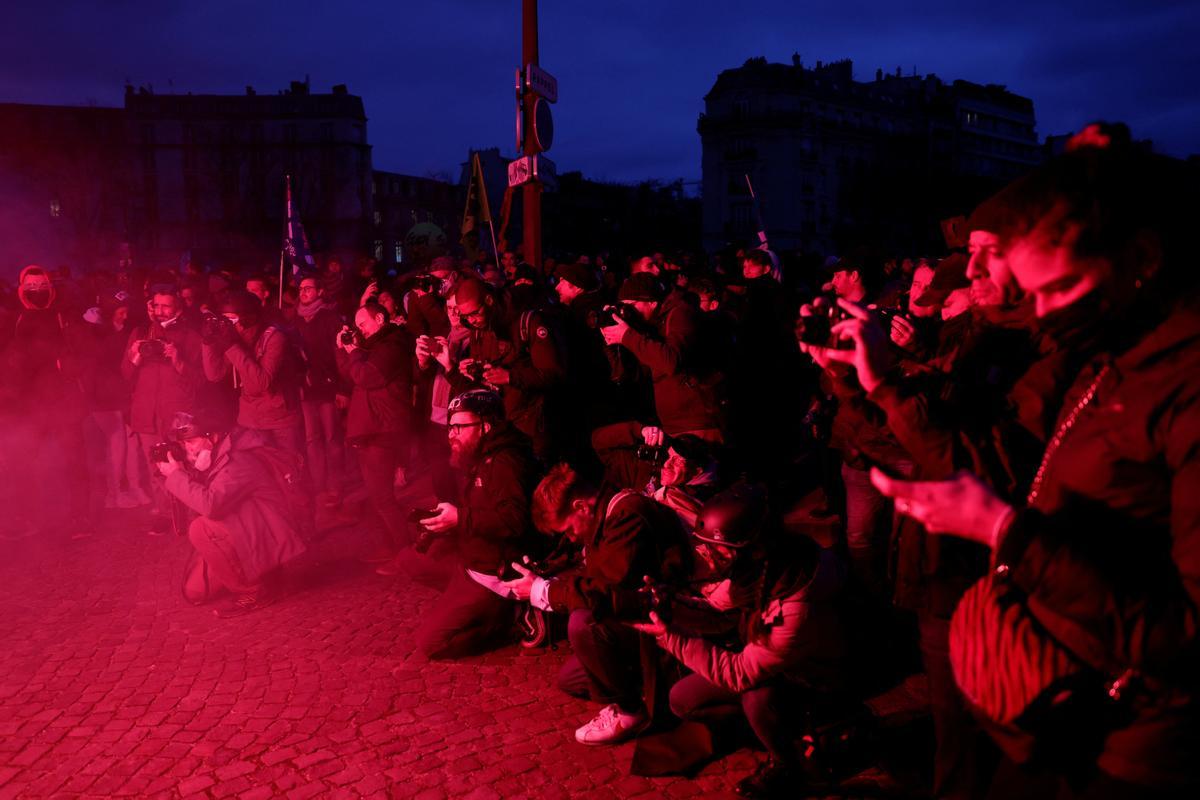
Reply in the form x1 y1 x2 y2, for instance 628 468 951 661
452 278 567 461
1 265 91 538
412 389 541 659
337 300 415 569
124 285 205 534
157 412 306 618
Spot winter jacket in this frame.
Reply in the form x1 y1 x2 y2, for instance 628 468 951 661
866 311 1050 615
203 324 304 431
990 303 1200 788
452 310 566 452
2 307 86 422
619 292 726 437
164 427 306 582
335 324 414 444
295 306 345 403
545 488 690 614
122 318 205 436
451 423 541 576
658 544 847 694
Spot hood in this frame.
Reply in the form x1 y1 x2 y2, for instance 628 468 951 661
18 265 56 310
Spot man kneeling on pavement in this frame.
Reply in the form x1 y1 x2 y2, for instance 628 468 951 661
156 412 307 618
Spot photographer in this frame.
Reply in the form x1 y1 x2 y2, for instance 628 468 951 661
450 278 567 461
601 273 726 442
634 485 847 798
504 463 690 745
123 285 205 534
335 300 414 568
412 390 541 659
591 421 722 528
156 413 307 618
201 290 306 455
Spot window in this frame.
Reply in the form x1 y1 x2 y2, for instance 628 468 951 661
49 199 62 218
374 210 382 226
373 240 383 261
394 243 403 263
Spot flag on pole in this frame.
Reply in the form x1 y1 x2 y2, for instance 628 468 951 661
461 153 494 246
282 174 316 283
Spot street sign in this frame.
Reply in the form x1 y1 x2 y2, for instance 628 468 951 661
532 98 554 152
508 155 556 188
525 64 558 103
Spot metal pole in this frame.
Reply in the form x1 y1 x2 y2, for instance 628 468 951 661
521 0 542 271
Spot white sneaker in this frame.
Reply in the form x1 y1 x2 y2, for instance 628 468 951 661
574 704 648 746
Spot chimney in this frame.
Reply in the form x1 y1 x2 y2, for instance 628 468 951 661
245 85 256 96
791 52 801 67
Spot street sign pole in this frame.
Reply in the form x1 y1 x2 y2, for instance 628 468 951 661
521 0 542 271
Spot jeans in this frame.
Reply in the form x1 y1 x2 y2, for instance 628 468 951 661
841 460 911 599
86 411 143 498
559 608 643 713
301 399 343 496
920 614 999 799
256 424 306 457
353 440 408 551
415 568 515 659
669 673 808 766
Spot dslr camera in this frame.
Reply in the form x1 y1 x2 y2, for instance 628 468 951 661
201 313 235 345
597 304 638 329
636 442 669 466
338 328 360 347
463 361 488 383
149 441 187 464
795 294 853 348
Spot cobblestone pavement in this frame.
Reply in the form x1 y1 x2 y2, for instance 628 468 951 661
0 504 772 799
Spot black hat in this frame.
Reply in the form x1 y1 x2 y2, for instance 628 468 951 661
692 484 768 549
447 389 504 422
617 273 664 303
556 262 598 292
219 289 262 322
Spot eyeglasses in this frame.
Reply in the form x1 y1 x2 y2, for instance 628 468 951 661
447 421 484 436
456 305 486 320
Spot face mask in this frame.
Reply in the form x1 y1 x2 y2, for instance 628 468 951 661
23 288 51 308
192 448 213 472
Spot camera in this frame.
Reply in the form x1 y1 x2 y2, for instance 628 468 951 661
137 339 166 360
201 313 234 345
597 304 637 329
796 294 852 347
409 507 441 554
412 274 438 293
338 328 360 347
636 443 668 465
463 361 487 383
611 579 675 624
149 441 187 464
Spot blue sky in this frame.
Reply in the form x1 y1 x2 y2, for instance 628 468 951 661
1 0 1196 183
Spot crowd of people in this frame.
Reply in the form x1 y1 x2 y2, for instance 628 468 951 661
1 123 1197 798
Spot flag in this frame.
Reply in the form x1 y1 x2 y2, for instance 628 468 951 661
461 152 494 248
282 174 316 283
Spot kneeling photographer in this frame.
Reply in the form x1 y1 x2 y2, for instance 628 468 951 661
154 413 307 618
503 464 691 746
634 485 849 798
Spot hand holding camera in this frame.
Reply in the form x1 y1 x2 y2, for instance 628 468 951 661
459 358 488 384
337 325 360 352
201 314 237 350
801 298 896 392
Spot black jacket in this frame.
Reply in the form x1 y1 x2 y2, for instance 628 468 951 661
336 324 414 443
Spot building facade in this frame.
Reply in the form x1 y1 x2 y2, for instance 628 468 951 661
699 56 1040 257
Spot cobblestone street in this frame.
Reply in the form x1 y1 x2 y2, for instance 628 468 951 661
0 506 767 799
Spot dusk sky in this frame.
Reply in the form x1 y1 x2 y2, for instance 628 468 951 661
2 1 1197 184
